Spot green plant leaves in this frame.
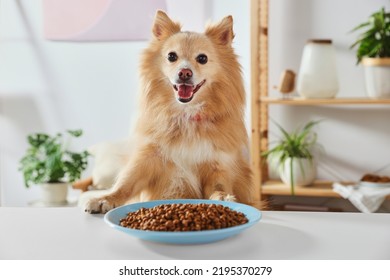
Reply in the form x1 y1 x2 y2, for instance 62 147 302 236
350 7 390 63
19 130 89 187
67 129 83 137
27 133 49 148
261 120 321 195
63 151 89 183
262 120 320 163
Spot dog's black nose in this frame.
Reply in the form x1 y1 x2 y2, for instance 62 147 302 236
178 68 193 82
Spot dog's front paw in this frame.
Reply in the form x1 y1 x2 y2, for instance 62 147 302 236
209 191 236 202
84 197 115 214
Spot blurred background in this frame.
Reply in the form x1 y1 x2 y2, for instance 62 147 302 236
0 0 250 206
1 0 389 211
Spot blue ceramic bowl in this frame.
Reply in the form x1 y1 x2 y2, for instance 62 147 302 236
104 199 261 244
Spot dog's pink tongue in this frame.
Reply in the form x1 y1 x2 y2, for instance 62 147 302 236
178 85 194 98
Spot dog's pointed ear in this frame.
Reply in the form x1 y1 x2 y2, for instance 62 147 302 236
152 10 181 40
205 15 234 45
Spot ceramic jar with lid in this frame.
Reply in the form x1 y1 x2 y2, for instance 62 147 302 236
297 39 339 99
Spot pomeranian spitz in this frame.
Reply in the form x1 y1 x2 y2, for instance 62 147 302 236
84 11 259 213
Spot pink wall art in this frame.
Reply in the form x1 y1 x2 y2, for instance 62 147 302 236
43 0 167 41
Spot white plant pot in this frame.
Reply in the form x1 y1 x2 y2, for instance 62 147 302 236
279 158 316 188
362 58 390 99
40 182 68 204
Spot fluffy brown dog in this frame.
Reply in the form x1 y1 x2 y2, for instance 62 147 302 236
84 11 258 213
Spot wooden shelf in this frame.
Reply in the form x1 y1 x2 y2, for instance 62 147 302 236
262 180 390 199
250 0 390 204
260 97 390 105
262 180 344 198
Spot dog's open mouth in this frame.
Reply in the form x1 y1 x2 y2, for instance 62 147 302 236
173 80 206 103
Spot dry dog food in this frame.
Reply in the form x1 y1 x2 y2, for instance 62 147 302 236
119 203 248 231
361 173 390 183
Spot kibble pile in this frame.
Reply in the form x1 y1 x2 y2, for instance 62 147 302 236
361 173 390 183
119 203 249 231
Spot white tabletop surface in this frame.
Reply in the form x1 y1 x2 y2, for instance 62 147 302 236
1 207 389 260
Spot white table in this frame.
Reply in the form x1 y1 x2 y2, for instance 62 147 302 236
1 207 389 260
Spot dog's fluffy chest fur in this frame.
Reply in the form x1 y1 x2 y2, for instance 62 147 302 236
163 106 235 164
158 137 235 200
164 137 234 166
148 112 236 199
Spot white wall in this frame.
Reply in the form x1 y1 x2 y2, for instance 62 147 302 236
0 0 146 205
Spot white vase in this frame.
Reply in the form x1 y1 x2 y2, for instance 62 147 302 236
279 158 316 188
362 58 390 99
297 39 339 99
40 182 68 204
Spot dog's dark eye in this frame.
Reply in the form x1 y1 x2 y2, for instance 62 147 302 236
196 54 208 65
167 52 178 62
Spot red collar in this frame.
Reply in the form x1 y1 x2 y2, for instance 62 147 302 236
190 113 203 122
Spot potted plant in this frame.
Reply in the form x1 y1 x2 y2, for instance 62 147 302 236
19 129 89 205
350 7 390 98
262 120 321 195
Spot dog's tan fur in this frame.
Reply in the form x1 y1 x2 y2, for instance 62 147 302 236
84 11 259 213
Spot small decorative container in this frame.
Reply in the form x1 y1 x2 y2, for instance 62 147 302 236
41 182 68 204
362 57 390 99
297 39 339 99
279 157 316 188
